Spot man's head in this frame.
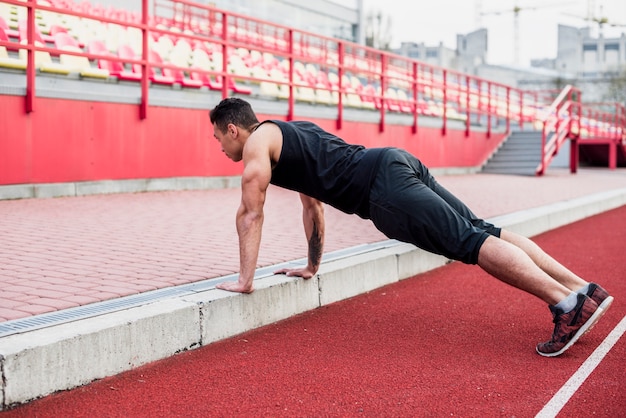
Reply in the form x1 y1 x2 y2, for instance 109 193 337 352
210 98 260 162
210 97 259 134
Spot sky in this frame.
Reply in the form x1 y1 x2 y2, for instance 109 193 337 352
362 0 626 67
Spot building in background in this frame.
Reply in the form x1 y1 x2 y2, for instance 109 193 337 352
392 41 457 69
411 22 626 103
455 28 488 73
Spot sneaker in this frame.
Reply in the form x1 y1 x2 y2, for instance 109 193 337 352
536 293 603 357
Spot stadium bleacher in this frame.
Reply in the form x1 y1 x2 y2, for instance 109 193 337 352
1 0 623 145
0 0 454 114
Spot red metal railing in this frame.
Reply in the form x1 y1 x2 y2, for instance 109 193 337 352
0 0 540 132
537 89 626 174
578 102 626 170
1 0 623 162
580 102 626 141
537 85 581 176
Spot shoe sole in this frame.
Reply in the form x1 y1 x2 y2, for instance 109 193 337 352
536 297 612 358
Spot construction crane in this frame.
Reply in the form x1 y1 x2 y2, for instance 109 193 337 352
563 2 626 37
480 2 574 66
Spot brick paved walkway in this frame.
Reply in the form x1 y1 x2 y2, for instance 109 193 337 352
1 168 625 322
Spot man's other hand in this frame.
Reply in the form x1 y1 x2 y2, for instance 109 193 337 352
215 280 254 293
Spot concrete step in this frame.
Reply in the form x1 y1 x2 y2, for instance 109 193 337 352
482 130 544 176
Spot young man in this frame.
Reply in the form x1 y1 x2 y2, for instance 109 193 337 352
209 97 613 357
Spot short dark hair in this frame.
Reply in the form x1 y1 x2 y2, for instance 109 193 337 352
209 98 259 133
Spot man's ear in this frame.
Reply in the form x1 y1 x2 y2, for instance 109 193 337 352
227 123 238 137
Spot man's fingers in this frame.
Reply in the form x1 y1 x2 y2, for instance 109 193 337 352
274 268 298 275
274 268 315 279
275 269 304 277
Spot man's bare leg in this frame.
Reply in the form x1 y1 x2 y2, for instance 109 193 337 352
476 235 572 305
499 230 588 292
477 235 608 357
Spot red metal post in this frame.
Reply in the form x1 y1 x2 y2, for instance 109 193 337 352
140 0 149 119
287 29 294 121
379 54 386 133
25 0 35 113
336 41 344 130
519 91 524 130
465 76 470 137
486 82 491 139
570 135 579 174
608 142 617 169
411 61 418 135
441 69 447 136
221 14 229 100
505 87 511 135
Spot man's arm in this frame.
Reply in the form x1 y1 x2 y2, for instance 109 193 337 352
216 136 272 293
274 193 325 278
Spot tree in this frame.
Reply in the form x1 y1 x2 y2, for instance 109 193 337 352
552 76 569 92
364 9 392 51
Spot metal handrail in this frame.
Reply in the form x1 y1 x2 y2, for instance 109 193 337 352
537 85 581 175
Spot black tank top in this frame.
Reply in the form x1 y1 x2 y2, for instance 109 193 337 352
266 120 387 218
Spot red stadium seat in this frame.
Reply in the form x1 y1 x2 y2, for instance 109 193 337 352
48 24 68 37
107 43 142 82
53 31 79 49
146 49 175 85
228 77 252 95
190 70 223 90
0 26 27 70
165 39 203 88
18 20 46 44
189 47 223 90
0 15 19 40
18 20 54 45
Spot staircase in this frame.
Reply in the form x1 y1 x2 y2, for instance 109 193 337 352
482 130 544 176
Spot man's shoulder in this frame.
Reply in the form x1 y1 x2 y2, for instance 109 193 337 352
249 121 283 164
250 123 283 146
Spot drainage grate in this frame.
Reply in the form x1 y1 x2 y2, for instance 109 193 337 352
0 276 231 338
0 240 400 338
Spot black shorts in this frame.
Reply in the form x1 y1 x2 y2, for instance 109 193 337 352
368 148 501 265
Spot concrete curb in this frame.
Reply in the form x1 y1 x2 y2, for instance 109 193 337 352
1 188 625 410
0 168 472 200
0 177 242 200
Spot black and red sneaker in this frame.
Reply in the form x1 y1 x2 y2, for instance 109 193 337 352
536 293 603 357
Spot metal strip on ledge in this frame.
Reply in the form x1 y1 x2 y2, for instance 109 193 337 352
0 240 400 338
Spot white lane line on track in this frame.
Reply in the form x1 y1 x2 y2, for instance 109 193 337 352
535 314 626 418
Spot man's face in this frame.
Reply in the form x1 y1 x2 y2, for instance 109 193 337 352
213 123 243 162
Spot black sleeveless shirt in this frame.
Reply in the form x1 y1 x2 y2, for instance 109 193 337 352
265 120 387 219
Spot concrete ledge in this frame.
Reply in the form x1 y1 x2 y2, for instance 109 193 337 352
1 187 625 410
0 177 242 200
318 250 399 306
0 184 35 200
186 274 321 345
394 244 450 280
0 298 200 408
489 188 626 238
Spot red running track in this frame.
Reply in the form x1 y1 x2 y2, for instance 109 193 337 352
3 206 625 417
